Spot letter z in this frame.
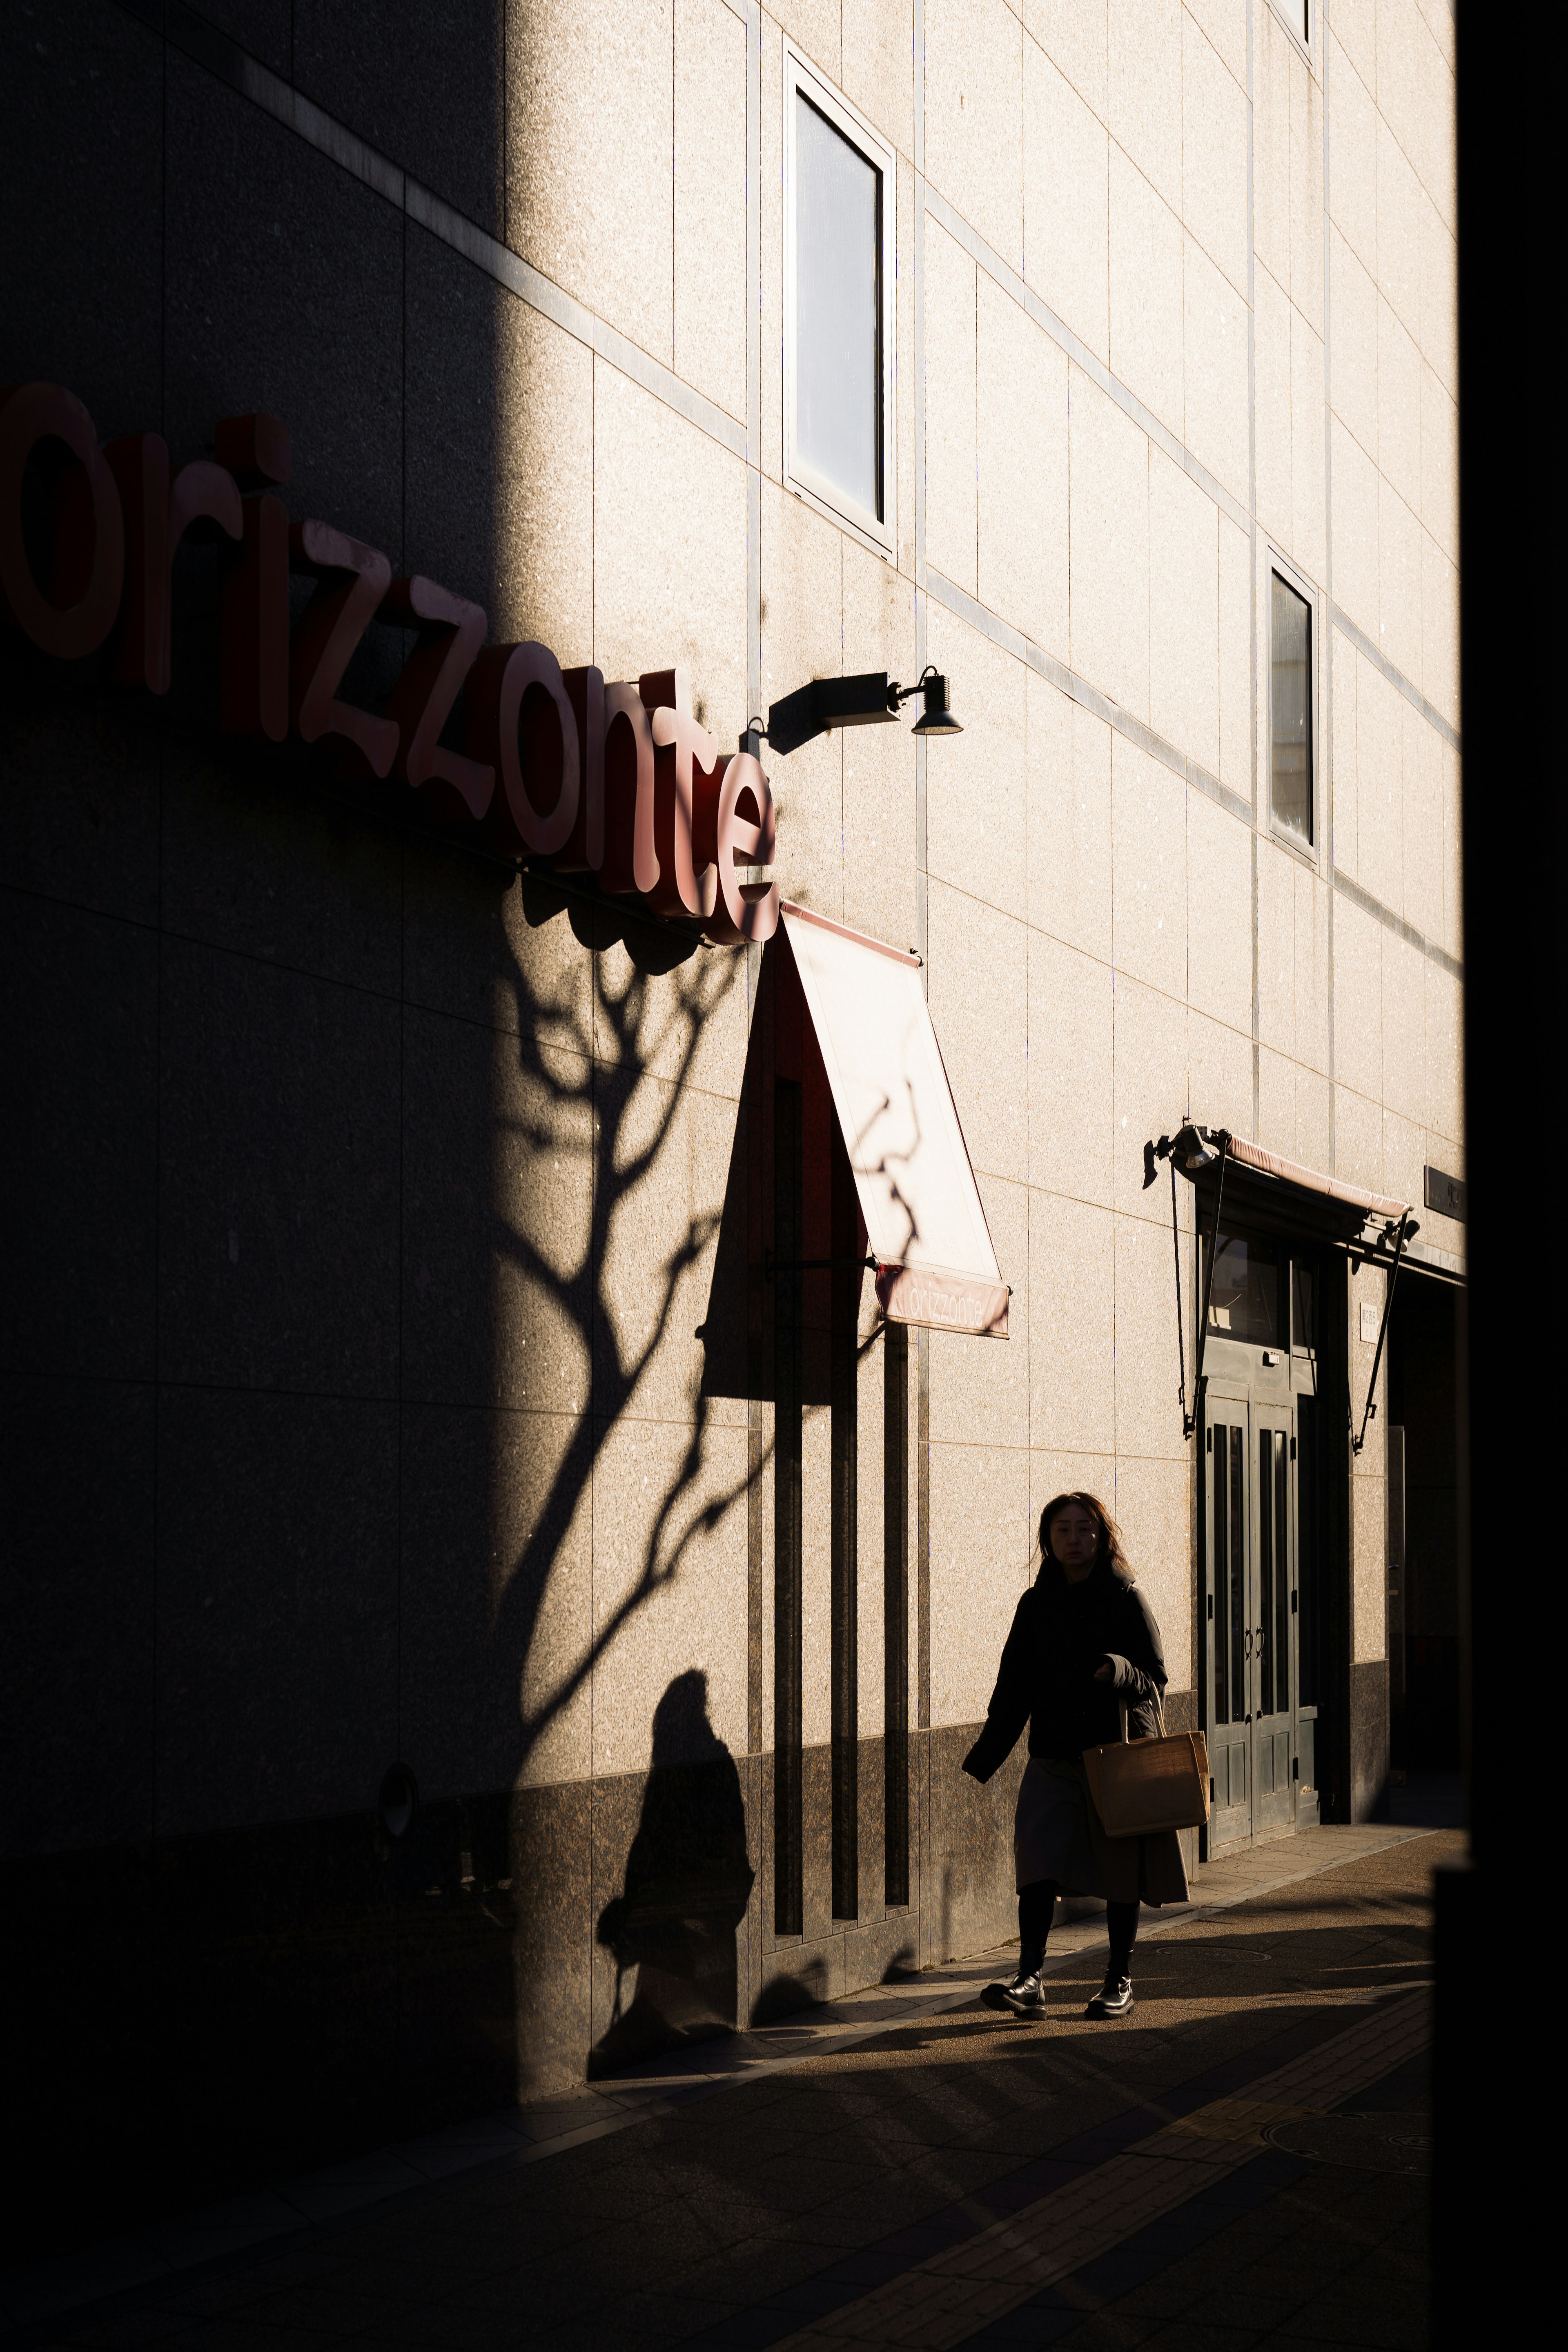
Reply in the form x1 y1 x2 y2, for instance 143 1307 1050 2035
289 519 399 775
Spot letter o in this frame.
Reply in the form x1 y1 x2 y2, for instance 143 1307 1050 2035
0 383 125 658
496 641 581 857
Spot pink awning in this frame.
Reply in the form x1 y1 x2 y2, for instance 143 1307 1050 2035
780 900 1009 1338
1223 1135 1410 1223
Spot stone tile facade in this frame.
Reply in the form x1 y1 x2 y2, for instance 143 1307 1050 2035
2 0 1460 2255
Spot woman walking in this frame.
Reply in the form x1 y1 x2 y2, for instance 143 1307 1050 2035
964 1492 1187 2019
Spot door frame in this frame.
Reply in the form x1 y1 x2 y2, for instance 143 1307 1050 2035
1199 1381 1301 1852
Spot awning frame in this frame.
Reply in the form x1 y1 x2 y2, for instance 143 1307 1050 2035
1146 1122 1421 1447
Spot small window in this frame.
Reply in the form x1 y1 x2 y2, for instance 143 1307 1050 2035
1271 0 1310 52
1270 569 1313 844
784 51 894 550
1206 1230 1282 1348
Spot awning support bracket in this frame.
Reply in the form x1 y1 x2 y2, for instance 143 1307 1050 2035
1170 1159 1189 1434
1185 1131 1230 1441
1351 1210 1410 1456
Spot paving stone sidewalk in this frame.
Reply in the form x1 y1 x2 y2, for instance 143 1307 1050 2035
7 1826 1449 2352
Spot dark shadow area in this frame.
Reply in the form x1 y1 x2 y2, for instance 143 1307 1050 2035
1388 1769 1464 1827
695 943 768 1407
1387 1272 1461 1771
750 1957 828 2025
589 1672 754 2076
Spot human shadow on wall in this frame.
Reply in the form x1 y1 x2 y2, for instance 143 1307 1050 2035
589 1669 754 2075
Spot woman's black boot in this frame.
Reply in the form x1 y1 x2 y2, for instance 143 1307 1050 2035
982 1967 1044 2014
1087 1900 1138 2016
984 1878 1055 2015
1084 1970 1134 2017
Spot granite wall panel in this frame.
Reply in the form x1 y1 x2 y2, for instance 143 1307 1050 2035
163 51 406 563
156 937 403 1396
0 660 163 929
154 1386 400 1836
0 1375 157 1858
0 0 164 436
399 1001 508 1412
295 1 508 236
924 1723 1025 1966
1 888 159 1383
185 0 294 78
1349 1657 1391 1824
156 735 404 996
404 224 597 660
513 1776 594 2097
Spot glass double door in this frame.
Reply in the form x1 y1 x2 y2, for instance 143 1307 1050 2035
1205 1390 1298 1846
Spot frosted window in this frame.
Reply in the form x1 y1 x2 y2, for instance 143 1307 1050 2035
795 94 881 520
1271 571 1313 842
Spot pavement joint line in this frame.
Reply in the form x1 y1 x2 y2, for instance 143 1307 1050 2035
0 1826 1442 2339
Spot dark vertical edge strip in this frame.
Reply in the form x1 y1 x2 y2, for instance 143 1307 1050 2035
884 1323 909 1906
830 1140 858 1920
773 1079 803 1936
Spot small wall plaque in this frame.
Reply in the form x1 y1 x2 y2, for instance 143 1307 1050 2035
1423 1165 1466 1221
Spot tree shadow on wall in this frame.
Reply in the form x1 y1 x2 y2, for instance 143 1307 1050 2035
472 876 771 2093
589 1669 754 2075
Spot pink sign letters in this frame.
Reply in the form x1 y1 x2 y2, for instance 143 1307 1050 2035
0 382 778 946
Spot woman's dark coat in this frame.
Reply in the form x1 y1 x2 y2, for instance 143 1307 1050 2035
963 1555 1189 1906
963 1556 1171 1780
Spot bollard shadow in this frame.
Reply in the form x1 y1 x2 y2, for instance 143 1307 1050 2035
588 1670 755 2076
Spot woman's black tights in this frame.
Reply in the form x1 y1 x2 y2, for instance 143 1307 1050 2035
1018 1879 1139 1978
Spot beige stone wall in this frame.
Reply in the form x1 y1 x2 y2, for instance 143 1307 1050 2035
485 0 1461 1775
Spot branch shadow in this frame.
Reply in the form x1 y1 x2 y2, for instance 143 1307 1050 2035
462 876 775 2090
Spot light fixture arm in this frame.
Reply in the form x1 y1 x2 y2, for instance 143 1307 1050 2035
757 668 961 755
1187 1130 1232 1441
889 664 940 708
1351 1210 1410 1456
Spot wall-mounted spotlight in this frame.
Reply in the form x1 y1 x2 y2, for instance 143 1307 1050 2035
907 668 962 737
743 665 963 758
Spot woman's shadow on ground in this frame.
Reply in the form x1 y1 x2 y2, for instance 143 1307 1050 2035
589 1670 755 2076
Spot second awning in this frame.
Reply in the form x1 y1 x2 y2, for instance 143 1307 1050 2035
780 900 1009 1338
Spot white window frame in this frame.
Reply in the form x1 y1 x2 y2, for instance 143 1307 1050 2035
1264 546 1322 868
783 43 895 559
1267 0 1316 72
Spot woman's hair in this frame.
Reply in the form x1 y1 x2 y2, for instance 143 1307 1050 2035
1038 1491 1129 1572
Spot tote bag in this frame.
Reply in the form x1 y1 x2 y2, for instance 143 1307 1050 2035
1083 1696 1210 1837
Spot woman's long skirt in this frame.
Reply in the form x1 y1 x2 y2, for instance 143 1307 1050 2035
1013 1756 1190 1905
